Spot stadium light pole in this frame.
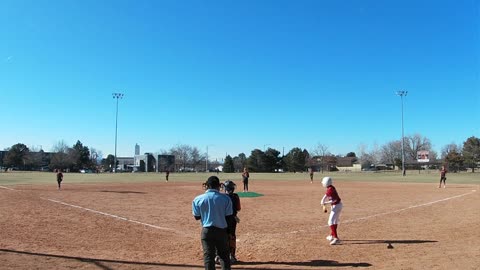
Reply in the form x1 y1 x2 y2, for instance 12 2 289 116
396 91 408 176
112 93 124 173
206 145 214 172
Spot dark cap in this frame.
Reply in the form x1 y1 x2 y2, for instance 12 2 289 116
206 176 220 189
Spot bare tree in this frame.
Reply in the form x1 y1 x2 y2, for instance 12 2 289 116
25 145 44 169
441 143 462 160
404 134 432 162
169 144 190 171
380 140 402 167
52 140 70 154
310 143 330 173
90 148 102 168
357 143 381 169
50 140 73 170
190 147 203 172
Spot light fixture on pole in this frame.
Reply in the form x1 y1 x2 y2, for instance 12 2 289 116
112 92 124 173
396 90 407 176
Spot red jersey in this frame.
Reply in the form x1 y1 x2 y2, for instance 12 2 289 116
326 185 341 205
440 168 447 178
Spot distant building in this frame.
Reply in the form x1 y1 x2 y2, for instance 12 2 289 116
116 157 134 171
134 153 156 172
335 157 361 172
135 144 140 155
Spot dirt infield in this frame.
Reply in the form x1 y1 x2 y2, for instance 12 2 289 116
1 179 479 270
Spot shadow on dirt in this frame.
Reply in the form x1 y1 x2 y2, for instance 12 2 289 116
99 190 146 194
0 249 201 269
235 260 371 268
0 249 371 269
341 239 437 245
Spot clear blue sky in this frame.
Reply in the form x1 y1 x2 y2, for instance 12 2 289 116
1 0 479 160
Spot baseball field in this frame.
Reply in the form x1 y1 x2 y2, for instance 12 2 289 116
1 171 479 270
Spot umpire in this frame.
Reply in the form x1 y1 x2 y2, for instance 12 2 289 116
192 176 233 270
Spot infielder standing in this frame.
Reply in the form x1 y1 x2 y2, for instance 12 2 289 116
321 176 343 245
439 165 447 188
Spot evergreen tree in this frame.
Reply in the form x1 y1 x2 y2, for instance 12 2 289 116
223 155 234 173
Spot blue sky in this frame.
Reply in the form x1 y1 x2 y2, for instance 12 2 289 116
1 0 479 160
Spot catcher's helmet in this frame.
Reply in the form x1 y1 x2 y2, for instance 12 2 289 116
224 180 236 192
321 176 333 188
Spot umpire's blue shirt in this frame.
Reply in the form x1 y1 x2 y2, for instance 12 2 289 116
192 189 233 229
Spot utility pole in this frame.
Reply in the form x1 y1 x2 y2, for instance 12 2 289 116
112 93 124 173
396 91 408 176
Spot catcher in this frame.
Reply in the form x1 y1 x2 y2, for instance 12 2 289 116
320 176 343 245
224 180 241 263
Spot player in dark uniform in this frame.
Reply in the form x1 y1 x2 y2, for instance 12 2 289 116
165 169 170 182
439 166 447 188
241 168 249 192
56 169 63 190
309 168 314 183
224 180 241 263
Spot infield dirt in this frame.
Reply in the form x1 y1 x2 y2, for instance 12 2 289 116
1 179 479 269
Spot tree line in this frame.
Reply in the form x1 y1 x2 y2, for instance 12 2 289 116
0 140 100 172
1 134 479 173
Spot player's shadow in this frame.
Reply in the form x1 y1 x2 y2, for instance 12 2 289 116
0 249 202 269
99 190 146 194
0 248 371 269
342 239 437 245
235 260 371 268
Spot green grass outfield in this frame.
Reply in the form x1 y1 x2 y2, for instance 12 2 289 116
0 170 479 186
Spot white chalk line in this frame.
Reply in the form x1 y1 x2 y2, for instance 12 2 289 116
1 185 192 237
342 189 476 225
5 185 477 238
285 189 477 235
0 185 16 191
42 198 193 238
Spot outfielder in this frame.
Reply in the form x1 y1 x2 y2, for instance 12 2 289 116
320 176 343 245
56 169 63 190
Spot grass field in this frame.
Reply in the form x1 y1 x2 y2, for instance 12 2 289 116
1 170 479 186
1 171 479 270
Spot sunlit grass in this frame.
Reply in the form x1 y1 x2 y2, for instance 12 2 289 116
0 170 478 185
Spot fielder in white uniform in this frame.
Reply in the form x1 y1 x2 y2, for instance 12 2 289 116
321 176 343 245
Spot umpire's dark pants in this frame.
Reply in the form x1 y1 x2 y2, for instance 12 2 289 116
201 226 231 270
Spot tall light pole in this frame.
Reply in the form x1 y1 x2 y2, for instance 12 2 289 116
206 145 214 172
112 93 124 173
396 91 407 176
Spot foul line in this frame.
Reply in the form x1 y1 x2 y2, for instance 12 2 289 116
43 198 193 238
285 190 477 235
2 185 192 238
341 190 476 225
